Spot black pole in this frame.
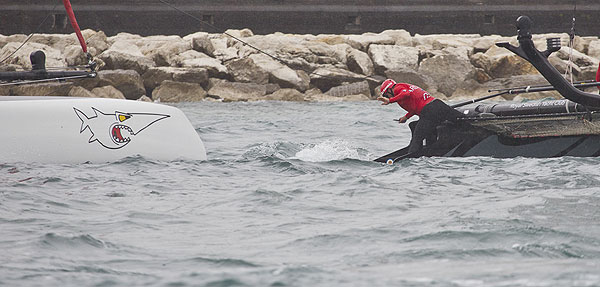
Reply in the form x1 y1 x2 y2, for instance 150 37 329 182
0 70 95 82
489 81 600 93
451 82 600 109
508 82 600 94
451 91 509 108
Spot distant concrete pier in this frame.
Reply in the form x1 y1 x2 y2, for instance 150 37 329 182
0 0 598 36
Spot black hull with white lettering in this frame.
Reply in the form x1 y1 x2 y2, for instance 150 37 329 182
376 16 600 163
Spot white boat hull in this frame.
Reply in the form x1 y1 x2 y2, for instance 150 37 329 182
0 97 206 163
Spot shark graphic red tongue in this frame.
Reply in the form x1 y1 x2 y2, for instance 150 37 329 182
112 126 123 141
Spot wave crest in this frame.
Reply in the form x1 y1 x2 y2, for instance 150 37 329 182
294 139 367 162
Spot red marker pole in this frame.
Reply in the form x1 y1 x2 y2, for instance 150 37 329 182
62 0 88 54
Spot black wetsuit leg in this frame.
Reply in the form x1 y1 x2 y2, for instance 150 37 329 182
408 120 418 135
407 99 463 154
408 117 437 154
430 99 464 121
409 120 436 146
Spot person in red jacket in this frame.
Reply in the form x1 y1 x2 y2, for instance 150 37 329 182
596 62 600 92
377 79 463 155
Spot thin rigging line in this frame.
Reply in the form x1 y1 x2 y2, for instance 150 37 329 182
157 0 380 83
0 2 60 65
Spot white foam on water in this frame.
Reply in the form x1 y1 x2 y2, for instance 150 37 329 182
293 139 361 162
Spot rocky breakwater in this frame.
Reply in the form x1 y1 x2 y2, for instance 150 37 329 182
1 29 600 102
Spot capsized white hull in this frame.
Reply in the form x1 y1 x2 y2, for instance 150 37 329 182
0 96 206 163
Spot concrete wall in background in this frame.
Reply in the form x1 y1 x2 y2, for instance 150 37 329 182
1 1 597 36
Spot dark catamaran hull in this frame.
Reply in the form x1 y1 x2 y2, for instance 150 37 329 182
376 96 600 163
374 122 600 163
375 15 600 163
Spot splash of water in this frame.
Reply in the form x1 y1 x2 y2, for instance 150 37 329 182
293 139 362 162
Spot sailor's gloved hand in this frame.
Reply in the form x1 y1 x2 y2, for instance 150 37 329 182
396 116 408 123
377 96 390 105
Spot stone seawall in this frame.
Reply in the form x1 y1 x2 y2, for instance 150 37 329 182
1 28 599 103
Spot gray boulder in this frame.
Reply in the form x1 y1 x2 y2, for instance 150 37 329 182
249 53 309 91
548 56 581 79
264 88 306 101
368 45 419 74
207 79 269 102
472 68 493 84
306 86 361 101
106 32 143 46
91 85 126 99
97 41 155 75
431 37 476 52
173 50 228 78
210 37 239 62
309 66 367 92
152 80 206 102
442 46 472 61
419 54 476 97
186 32 215 57
554 47 599 68
63 45 96 67
0 64 19 72
10 82 73 97
142 67 209 94
576 36 598 54
307 92 369 102
380 29 413 46
385 69 434 92
325 80 371 98
85 30 110 55
347 49 374 76
47 30 109 54
306 40 347 66
470 52 493 71
47 30 94 52
472 35 508 53
579 65 599 82
30 34 70 49
223 29 254 44
0 42 65 70
346 33 396 51
138 35 187 53
97 69 146 100
489 55 538 78
68 86 97 98
225 58 270 84
138 95 153 102
314 34 348 46
413 34 479 48
237 34 345 70
147 40 192 67
588 40 600 60
483 44 538 78
0 35 26 51
0 84 10 96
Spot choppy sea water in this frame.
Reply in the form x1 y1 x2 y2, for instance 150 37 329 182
2 101 600 287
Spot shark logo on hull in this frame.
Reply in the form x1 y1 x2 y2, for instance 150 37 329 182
74 107 170 149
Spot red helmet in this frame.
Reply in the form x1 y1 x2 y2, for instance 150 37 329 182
380 79 396 97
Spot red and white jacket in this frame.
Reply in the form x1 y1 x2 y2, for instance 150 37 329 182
388 83 435 119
